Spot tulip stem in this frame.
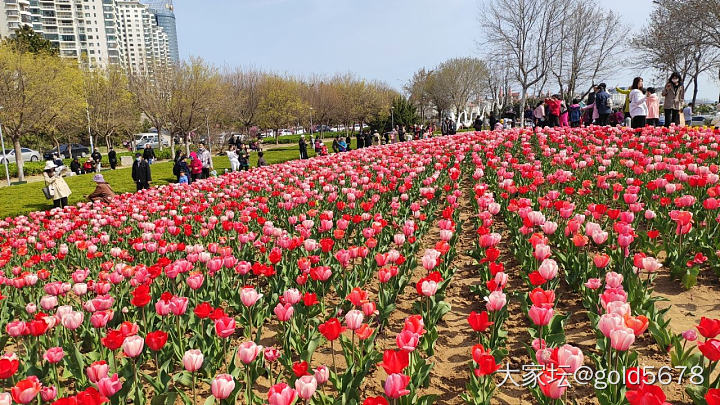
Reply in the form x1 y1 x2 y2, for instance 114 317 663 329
192 371 197 404
133 358 141 405
331 340 337 375
53 362 62 397
245 366 252 404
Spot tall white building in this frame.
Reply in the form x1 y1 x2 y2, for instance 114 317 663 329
0 0 171 73
115 0 169 75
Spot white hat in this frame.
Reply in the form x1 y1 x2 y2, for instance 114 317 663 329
44 161 57 171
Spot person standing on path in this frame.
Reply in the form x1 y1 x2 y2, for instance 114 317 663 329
197 143 212 179
142 144 156 164
108 147 117 170
683 103 693 126
594 83 612 126
661 72 684 127
227 146 240 171
189 152 203 182
298 136 308 159
131 153 151 191
645 88 660 127
629 77 648 129
544 95 562 127
43 161 71 209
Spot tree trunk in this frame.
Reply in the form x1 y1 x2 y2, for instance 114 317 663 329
169 132 175 160
184 133 190 157
691 75 699 107
68 134 74 159
520 86 528 128
13 138 24 182
105 135 111 150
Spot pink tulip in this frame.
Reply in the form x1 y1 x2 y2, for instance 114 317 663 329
122 335 144 358
211 374 235 400
537 259 558 280
186 273 204 290
345 310 364 330
86 361 109 383
274 303 294 321
267 383 297 405
264 347 281 362
598 313 624 338
6 321 25 337
43 347 64 364
528 305 554 326
396 330 419 352
604 272 623 289
282 289 301 305
610 327 635 351
240 287 263 307
40 386 57 402
61 311 83 330
584 278 601 290
238 341 261 364
97 373 123 397
294 375 317 400
214 316 236 338
557 344 584 373
419 279 438 296
183 349 204 372
384 373 411 399
533 244 551 261
485 291 507 312
169 296 188 316
314 365 329 385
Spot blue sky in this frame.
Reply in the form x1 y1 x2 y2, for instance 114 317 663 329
174 0 717 101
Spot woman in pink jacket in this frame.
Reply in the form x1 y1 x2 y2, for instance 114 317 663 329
645 87 660 126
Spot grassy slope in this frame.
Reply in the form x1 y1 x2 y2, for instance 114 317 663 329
0 141 355 218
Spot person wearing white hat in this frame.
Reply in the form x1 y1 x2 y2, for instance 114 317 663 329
43 161 71 208
86 173 115 204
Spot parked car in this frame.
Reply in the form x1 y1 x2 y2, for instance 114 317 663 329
43 144 90 160
313 125 333 133
1 148 41 164
134 134 169 150
688 115 709 127
278 129 294 136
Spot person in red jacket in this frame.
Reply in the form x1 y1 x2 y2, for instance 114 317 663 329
189 152 203 182
545 95 562 127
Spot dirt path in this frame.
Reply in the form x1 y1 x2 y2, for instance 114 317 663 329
423 177 483 403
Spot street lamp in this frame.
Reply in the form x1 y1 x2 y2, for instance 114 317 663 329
0 106 10 186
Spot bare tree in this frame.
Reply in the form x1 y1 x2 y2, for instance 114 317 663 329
633 0 720 105
479 0 566 126
222 67 264 131
404 68 434 122
435 57 489 125
551 3 623 102
129 64 172 151
486 58 513 114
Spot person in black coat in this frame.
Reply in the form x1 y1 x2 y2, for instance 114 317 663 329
364 131 372 147
173 154 191 183
142 144 156 163
473 116 483 131
70 157 82 175
131 153 151 191
356 131 365 148
299 136 308 159
107 147 117 169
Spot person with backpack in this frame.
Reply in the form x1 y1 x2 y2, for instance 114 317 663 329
594 83 612 125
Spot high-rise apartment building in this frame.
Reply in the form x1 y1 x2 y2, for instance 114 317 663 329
142 0 177 63
0 0 175 73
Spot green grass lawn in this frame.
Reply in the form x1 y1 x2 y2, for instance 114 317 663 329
0 141 352 218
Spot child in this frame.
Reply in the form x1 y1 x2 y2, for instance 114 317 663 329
569 99 582 127
189 152 203 182
257 151 267 167
178 170 189 184
645 87 660 127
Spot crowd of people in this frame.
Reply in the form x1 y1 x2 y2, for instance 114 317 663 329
523 72 704 130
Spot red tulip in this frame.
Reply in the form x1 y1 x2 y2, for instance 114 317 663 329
145 330 168 351
130 285 151 307
706 388 720 405
377 349 409 374
698 317 720 339
0 355 19 379
292 361 310 377
363 397 389 405
467 311 494 332
101 330 125 350
318 318 345 341
698 339 720 361
11 376 42 404
625 384 669 405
